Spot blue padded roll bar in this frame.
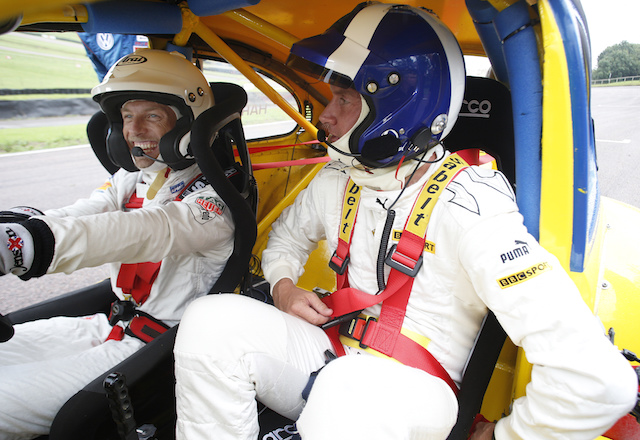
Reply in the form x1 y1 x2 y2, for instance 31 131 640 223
188 0 261 17
465 0 508 83
493 1 543 240
82 1 182 34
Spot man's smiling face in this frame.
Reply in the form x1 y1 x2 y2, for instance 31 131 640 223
121 100 178 169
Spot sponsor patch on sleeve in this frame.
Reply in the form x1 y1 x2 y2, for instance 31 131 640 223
497 262 552 289
195 196 224 215
96 180 112 192
188 196 225 224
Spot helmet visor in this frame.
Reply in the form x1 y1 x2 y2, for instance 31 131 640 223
286 53 354 89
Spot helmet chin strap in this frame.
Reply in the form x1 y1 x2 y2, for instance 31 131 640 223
145 167 169 200
138 158 170 200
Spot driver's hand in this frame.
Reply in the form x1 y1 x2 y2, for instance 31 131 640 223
469 422 496 440
0 223 34 277
272 278 333 326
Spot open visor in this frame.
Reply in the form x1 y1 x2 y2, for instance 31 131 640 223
286 54 354 89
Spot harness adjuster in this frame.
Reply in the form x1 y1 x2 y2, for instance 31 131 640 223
329 251 350 275
125 315 169 343
384 244 423 277
339 315 377 350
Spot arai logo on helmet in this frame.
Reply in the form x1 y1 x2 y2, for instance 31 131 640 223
118 55 147 66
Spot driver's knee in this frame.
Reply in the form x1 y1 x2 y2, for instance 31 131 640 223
296 355 458 440
175 293 286 360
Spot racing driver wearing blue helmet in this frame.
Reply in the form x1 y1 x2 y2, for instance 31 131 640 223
173 3 637 440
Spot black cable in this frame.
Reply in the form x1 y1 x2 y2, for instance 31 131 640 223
376 209 395 291
373 148 432 290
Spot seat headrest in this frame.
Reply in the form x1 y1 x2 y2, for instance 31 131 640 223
444 76 515 184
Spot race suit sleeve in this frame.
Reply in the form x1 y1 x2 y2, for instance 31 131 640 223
44 171 128 218
261 163 345 288
33 186 234 275
449 174 637 439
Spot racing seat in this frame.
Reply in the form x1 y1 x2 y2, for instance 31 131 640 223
446 311 507 439
444 76 512 439
8 82 257 440
445 76 516 185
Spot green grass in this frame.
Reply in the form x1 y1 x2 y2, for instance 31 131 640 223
0 32 99 154
593 80 640 87
0 124 88 154
0 32 98 91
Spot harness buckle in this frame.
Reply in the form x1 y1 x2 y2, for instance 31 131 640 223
321 310 361 330
339 315 377 350
385 244 423 277
328 250 350 275
108 300 136 326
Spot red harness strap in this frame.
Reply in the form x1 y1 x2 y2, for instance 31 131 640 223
106 325 125 341
109 262 164 342
123 191 144 210
108 173 210 343
116 261 162 305
323 260 459 394
117 172 213 305
322 153 470 394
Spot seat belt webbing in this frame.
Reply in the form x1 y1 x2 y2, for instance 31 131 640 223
322 153 470 393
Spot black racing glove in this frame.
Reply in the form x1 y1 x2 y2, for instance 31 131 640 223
0 206 44 224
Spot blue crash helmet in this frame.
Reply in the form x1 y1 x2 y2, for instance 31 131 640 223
287 1 466 168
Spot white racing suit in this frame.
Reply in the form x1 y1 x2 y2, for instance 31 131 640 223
174 156 636 440
0 163 235 440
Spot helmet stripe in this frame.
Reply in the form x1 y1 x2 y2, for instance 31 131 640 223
343 3 389 47
326 39 370 81
325 3 390 81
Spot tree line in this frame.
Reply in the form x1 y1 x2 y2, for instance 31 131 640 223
592 41 640 80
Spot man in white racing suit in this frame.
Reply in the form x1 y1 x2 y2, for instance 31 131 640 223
0 49 235 439
173 3 637 440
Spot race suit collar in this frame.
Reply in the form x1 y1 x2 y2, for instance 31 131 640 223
350 144 445 191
